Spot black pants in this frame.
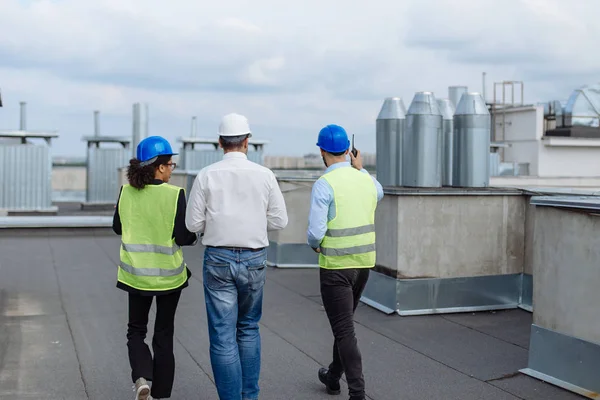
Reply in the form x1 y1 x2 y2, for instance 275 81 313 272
320 268 370 399
127 291 181 399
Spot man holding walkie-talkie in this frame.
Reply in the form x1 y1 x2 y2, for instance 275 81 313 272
307 124 383 400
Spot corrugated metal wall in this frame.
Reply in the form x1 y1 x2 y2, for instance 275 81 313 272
86 147 130 203
180 149 264 170
0 144 53 210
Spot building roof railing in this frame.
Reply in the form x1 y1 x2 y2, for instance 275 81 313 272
177 136 269 151
81 136 131 148
0 130 59 144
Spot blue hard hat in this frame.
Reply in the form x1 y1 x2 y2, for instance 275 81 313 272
136 136 177 163
316 124 350 153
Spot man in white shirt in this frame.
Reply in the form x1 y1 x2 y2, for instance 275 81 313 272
185 113 288 400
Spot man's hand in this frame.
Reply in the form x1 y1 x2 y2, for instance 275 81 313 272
349 148 363 171
312 247 321 253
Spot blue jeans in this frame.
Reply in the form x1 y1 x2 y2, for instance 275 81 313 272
203 246 267 400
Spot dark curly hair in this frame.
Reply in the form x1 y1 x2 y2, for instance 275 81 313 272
126 155 172 189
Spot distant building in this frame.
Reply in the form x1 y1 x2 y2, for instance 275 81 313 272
264 152 376 169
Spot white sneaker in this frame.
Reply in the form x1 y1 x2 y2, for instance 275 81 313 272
133 377 151 400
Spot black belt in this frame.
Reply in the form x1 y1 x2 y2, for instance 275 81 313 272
207 246 265 252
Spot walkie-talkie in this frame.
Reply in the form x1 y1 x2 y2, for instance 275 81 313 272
351 134 357 158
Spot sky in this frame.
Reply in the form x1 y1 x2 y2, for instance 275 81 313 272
0 0 598 158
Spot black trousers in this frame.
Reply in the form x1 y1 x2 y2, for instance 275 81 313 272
320 268 370 398
127 291 181 399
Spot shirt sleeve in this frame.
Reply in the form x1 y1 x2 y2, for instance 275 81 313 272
185 172 206 233
307 178 333 249
360 168 384 202
266 172 288 231
174 189 199 246
112 186 123 235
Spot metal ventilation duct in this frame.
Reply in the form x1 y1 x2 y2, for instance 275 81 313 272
0 132 58 212
376 97 406 187
449 86 468 109
437 98 455 186
82 111 132 204
403 92 442 188
20 102 26 130
564 83 600 127
132 103 149 156
84 138 131 204
453 93 491 187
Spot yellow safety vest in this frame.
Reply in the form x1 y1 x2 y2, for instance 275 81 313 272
319 167 378 269
117 183 188 291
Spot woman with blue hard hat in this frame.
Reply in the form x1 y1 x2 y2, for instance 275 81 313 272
112 135 197 400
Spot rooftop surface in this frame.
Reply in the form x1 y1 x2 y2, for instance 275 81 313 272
0 228 583 400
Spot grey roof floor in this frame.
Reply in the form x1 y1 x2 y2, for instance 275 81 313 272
0 229 583 400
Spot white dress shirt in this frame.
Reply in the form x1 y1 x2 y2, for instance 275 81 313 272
185 152 288 249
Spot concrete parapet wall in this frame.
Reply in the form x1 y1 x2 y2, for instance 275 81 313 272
523 202 535 276
375 190 527 279
267 179 318 267
532 206 600 344
521 197 600 397
268 180 314 244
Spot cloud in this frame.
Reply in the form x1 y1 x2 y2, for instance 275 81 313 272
0 0 599 158
404 0 600 70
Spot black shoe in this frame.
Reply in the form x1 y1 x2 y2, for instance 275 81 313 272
318 367 341 395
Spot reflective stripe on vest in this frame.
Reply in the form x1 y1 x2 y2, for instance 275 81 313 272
119 260 185 277
121 242 181 256
318 167 378 269
117 183 188 291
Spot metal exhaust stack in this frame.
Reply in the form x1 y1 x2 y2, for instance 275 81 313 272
132 103 149 157
448 86 468 109
403 92 443 188
191 116 198 137
94 110 100 137
437 98 455 186
376 97 406 187
453 92 491 187
20 101 26 130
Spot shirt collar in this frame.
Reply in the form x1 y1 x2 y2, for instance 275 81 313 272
324 161 350 174
223 152 248 160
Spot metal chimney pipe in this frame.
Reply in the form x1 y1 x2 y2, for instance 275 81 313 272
482 72 487 103
191 116 198 137
132 103 149 157
19 101 26 130
142 103 149 139
94 110 100 137
132 103 140 157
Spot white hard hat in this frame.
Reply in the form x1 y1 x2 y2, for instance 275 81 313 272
218 113 253 138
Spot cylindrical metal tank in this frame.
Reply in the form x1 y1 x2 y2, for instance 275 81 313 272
449 86 468 109
437 99 455 186
453 92 491 187
403 92 442 188
376 97 406 186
